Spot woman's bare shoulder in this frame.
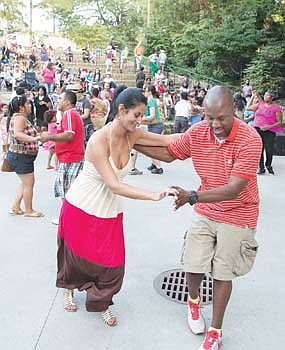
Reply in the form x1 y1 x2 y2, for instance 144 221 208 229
85 126 109 159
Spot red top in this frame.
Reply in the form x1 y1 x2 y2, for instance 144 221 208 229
168 118 262 228
55 108 84 163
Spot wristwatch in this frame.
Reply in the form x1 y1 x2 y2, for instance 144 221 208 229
188 191 198 206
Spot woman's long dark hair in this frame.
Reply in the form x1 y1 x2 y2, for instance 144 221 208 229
6 94 28 131
105 85 147 124
38 85 47 96
145 84 159 98
93 68 101 82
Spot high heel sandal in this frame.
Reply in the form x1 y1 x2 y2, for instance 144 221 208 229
63 289 77 312
101 308 117 326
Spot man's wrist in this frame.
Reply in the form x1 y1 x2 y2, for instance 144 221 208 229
188 190 198 206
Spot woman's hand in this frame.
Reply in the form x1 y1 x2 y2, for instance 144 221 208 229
39 131 50 142
151 187 178 201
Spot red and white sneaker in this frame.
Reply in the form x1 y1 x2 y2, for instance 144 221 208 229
187 297 206 334
199 329 222 350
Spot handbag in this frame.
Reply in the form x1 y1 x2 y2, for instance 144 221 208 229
1 153 14 172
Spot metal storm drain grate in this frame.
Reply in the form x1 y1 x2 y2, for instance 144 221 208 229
153 268 213 305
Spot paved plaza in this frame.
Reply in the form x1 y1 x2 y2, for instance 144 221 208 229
0 149 284 350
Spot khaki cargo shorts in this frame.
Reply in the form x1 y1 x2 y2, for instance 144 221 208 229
181 213 258 280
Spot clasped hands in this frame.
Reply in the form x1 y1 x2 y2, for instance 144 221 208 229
156 186 191 211
37 131 50 143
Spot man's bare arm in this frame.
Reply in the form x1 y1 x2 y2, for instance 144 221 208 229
134 145 175 163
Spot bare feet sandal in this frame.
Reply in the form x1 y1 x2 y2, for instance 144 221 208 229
24 211 44 218
101 309 117 326
9 208 24 215
63 289 77 312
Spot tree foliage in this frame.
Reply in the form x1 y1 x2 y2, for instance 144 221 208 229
0 0 25 33
243 44 285 93
144 0 285 93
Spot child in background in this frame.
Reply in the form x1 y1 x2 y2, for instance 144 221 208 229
0 103 9 152
43 110 58 170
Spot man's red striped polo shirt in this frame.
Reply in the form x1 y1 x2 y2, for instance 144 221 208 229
168 118 262 228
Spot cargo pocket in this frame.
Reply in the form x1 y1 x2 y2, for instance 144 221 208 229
180 230 188 265
233 239 258 276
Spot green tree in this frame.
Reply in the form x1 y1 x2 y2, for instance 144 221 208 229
168 0 285 85
0 0 25 33
243 44 285 94
67 20 109 48
74 0 144 47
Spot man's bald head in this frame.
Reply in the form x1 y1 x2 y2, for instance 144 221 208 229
204 86 234 112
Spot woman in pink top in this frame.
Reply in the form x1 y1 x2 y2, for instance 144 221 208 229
247 90 283 174
42 62 55 93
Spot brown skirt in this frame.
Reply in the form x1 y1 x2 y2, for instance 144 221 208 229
56 238 125 312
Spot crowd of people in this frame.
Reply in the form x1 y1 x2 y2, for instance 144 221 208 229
0 37 284 350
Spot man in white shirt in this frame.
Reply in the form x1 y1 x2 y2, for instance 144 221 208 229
174 92 190 133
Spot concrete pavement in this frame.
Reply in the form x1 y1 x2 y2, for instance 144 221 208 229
0 149 284 350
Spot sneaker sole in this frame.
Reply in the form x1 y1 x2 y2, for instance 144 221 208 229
188 312 206 335
188 324 206 335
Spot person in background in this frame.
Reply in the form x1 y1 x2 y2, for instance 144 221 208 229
174 92 190 133
0 103 9 152
136 66 146 89
244 93 261 126
149 52 159 77
43 109 58 170
134 42 144 70
40 44 49 67
119 46 128 73
142 85 164 174
189 95 203 126
40 90 84 226
233 93 245 120
157 94 166 122
34 85 52 131
6 95 43 217
242 79 253 102
158 50 167 73
100 82 114 102
90 87 108 131
143 76 152 91
42 62 55 94
247 89 283 175
28 50 37 71
93 68 102 86
180 80 190 95
154 69 165 86
64 46 73 62
164 90 174 121
73 84 93 148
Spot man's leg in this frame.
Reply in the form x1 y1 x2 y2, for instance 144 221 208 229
186 272 204 299
211 279 232 329
186 272 206 335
